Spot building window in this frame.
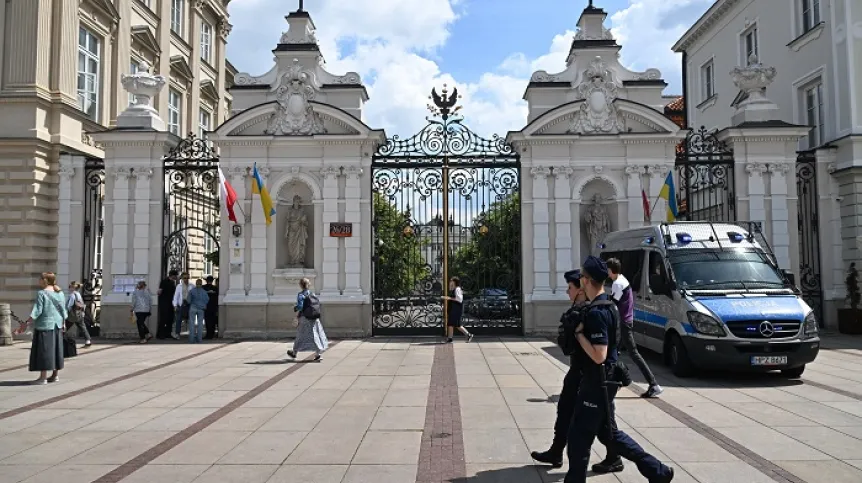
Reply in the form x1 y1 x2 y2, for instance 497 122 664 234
804 82 825 148
741 25 759 64
77 27 100 120
171 0 184 35
201 22 213 64
801 0 821 32
700 61 715 101
168 89 183 135
199 108 211 138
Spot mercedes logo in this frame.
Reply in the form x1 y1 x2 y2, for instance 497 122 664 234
759 321 775 338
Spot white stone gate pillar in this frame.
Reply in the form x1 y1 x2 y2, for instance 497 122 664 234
343 165 363 297
225 166 248 301
553 166 573 294
819 150 842 328
57 155 85 287
530 166 552 297
625 165 646 227
248 166 270 301
319 166 340 296
132 167 154 276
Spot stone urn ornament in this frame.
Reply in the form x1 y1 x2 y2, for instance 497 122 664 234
730 55 777 106
118 61 168 130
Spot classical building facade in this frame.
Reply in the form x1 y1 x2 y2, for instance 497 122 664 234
0 0 234 318
673 0 862 327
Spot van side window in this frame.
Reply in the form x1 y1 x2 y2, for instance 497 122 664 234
601 250 644 292
648 252 670 294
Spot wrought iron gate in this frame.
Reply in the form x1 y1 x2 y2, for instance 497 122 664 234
162 134 221 279
674 127 736 222
82 158 105 330
371 86 522 336
796 150 823 327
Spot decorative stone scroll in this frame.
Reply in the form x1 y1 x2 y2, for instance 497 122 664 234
568 57 625 135
265 60 327 136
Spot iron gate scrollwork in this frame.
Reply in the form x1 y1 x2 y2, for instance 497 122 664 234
674 126 736 222
162 134 221 279
371 86 522 335
82 158 105 332
796 150 823 327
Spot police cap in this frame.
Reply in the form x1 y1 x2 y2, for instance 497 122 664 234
563 269 582 287
582 255 609 282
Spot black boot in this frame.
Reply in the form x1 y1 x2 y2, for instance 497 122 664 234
530 449 563 468
591 456 624 473
650 467 674 483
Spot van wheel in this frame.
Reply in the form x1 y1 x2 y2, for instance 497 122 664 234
781 365 805 379
667 334 696 378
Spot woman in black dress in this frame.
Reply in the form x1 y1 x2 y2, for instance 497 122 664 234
156 270 177 339
441 277 474 343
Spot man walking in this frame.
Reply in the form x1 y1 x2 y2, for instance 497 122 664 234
172 272 192 340
202 276 218 339
606 258 663 399
530 269 591 468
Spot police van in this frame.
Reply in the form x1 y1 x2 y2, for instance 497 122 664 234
598 222 820 378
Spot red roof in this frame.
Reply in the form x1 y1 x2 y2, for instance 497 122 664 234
665 96 684 112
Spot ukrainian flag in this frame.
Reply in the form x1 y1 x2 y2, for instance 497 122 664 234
658 171 679 222
251 163 276 225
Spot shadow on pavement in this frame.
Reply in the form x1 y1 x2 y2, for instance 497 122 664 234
0 380 37 386
451 464 564 482
244 359 317 365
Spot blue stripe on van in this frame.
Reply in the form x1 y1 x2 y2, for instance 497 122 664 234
634 309 695 334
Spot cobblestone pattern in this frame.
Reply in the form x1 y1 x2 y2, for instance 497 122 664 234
416 343 466 483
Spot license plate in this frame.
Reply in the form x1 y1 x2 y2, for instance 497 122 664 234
751 356 788 366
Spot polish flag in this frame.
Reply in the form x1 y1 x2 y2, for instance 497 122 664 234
218 167 239 223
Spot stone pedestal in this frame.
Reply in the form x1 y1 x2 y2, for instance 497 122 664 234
272 268 317 299
0 303 13 346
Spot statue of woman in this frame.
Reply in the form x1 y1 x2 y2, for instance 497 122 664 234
585 194 611 250
284 195 308 266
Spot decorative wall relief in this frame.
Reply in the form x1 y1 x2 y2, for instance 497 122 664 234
265 59 327 136
568 57 626 135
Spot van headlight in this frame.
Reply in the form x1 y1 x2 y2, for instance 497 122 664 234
804 312 818 336
687 312 726 337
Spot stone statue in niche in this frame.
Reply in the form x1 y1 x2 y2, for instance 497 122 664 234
584 194 611 251
568 56 626 135
265 59 327 136
284 195 309 267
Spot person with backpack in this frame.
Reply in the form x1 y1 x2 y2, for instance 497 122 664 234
65 281 91 348
287 278 328 361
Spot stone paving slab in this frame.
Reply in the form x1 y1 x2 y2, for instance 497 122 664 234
1 335 862 482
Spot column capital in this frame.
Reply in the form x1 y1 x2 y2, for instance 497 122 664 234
553 166 574 179
767 162 792 177
218 20 233 39
319 166 339 179
193 0 206 13
59 165 75 180
133 167 154 180
745 162 768 177
531 165 551 179
113 167 133 181
647 165 668 178
625 165 646 177
343 166 363 179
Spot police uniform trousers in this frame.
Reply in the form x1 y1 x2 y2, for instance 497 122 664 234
551 362 582 452
565 381 671 483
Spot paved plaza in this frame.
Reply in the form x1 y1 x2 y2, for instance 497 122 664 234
1 336 862 482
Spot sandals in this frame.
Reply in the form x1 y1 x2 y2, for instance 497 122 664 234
47 375 59 383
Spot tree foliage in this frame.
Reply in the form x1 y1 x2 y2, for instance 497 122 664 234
449 192 520 295
373 192 429 298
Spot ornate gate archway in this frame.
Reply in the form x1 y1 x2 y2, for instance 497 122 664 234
371 86 522 336
161 134 221 280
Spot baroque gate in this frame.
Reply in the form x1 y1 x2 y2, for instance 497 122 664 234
674 127 736 222
370 87 522 336
161 134 221 280
81 158 105 332
796 150 823 327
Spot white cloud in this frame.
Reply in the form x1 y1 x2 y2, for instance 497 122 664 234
226 1 708 138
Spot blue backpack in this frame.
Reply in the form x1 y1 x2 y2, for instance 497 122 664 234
302 292 321 320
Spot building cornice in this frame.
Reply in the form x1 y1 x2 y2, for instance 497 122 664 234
672 0 741 53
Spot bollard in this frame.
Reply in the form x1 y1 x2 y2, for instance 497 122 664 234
0 303 13 346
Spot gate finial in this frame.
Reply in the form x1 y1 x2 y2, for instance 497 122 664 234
427 84 462 120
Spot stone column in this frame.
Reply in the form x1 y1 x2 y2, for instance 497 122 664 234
553 166 573 293
52 0 81 107
745 162 768 223
247 166 270 301
225 166 248 301
531 166 552 298
156 0 173 116
821 154 843 326
111 0 132 120
216 21 232 124
343 165 363 297
109 167 133 278
766 163 793 271
56 155 81 287
625 165 646 227
319 166 340 297
131 167 154 275
188 2 203 134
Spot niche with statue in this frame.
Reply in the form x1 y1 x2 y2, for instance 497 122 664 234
579 178 618 257
272 180 317 296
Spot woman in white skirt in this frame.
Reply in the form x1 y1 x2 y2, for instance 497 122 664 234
287 278 328 362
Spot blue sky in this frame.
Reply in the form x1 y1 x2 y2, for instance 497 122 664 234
227 0 713 137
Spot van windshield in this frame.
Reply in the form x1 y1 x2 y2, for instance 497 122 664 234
667 249 784 290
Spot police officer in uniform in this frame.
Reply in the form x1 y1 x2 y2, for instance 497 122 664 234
564 256 674 483
531 269 592 467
